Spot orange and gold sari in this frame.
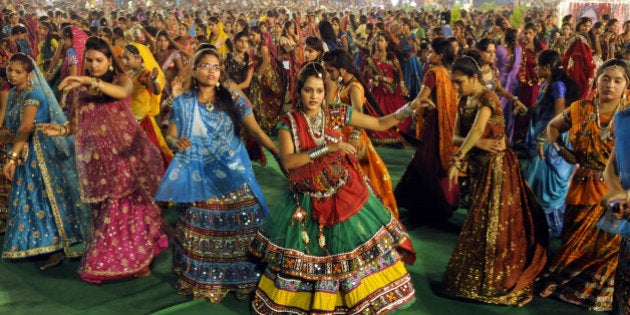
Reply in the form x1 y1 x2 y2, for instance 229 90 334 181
337 81 398 217
538 99 623 311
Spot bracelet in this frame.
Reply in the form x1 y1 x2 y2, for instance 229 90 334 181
535 132 548 144
551 141 563 152
394 102 414 120
6 158 16 165
96 78 103 91
90 77 97 90
307 144 329 160
165 135 178 151
350 128 362 140
399 80 405 86
511 96 519 102
8 151 18 159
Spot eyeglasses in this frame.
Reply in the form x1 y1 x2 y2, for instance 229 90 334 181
196 63 221 71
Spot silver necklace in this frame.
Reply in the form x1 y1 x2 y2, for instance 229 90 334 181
595 99 623 141
302 110 325 144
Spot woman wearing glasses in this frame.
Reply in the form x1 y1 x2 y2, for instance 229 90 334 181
154 48 279 303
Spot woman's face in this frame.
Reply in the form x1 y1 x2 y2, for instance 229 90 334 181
323 62 341 82
224 22 232 34
303 46 321 62
208 22 218 34
522 28 536 45
234 35 249 53
6 60 30 88
480 43 496 65
38 25 49 38
536 63 551 79
63 36 73 48
453 25 463 37
375 35 388 51
450 71 477 96
84 49 112 77
596 66 629 103
427 48 442 66
579 21 592 33
300 75 325 115
121 49 143 71
194 54 221 88
11 14 19 25
179 24 189 37
249 31 261 44
234 22 244 33
331 21 340 33
157 35 170 50
562 25 571 36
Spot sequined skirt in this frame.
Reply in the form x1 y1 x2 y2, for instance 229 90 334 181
173 184 265 303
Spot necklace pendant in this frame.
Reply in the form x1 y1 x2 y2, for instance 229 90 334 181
206 103 214 112
228 150 234 156
600 127 611 141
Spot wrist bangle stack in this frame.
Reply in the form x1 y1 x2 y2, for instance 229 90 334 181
6 151 18 165
350 129 362 140
394 103 414 120
307 144 329 160
399 80 405 86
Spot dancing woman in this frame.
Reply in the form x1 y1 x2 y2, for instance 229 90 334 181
250 62 417 314
155 48 279 303
40 36 168 283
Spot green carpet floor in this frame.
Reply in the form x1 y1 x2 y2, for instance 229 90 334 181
0 145 602 314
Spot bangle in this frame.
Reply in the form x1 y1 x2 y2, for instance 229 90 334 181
90 77 97 90
8 151 18 159
350 128 362 140
535 133 548 144
165 135 178 151
399 80 405 86
96 78 103 91
551 141 563 152
394 102 414 120
511 96 519 102
307 144 329 160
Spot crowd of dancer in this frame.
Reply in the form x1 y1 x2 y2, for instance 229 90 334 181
0 1 630 314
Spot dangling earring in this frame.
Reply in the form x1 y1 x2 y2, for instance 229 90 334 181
216 81 220 88
108 64 113 72
193 78 198 89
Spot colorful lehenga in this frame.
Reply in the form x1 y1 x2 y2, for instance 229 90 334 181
3 82 88 260
250 104 415 314
74 79 168 283
336 81 398 217
441 90 548 306
597 106 630 315
538 100 623 311
395 67 459 224
155 89 268 302
248 43 284 134
363 52 408 143
0 74 11 232
522 81 574 238
495 44 522 142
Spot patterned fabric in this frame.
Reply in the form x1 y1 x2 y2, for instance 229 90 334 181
363 52 408 142
442 90 548 306
248 43 284 134
514 46 542 144
250 104 415 314
335 81 399 217
538 99 625 311
129 43 173 167
155 89 268 209
74 80 167 283
156 89 269 302
3 86 87 259
173 185 265 303
562 34 595 100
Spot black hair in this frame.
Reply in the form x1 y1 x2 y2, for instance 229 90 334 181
322 48 381 110
84 36 125 83
524 23 543 51
318 20 337 43
452 49 483 78
536 49 579 111
431 37 456 66
192 48 241 135
294 62 327 109
9 53 34 73
595 58 630 87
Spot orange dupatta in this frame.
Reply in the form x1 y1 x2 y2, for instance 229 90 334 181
416 67 458 171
